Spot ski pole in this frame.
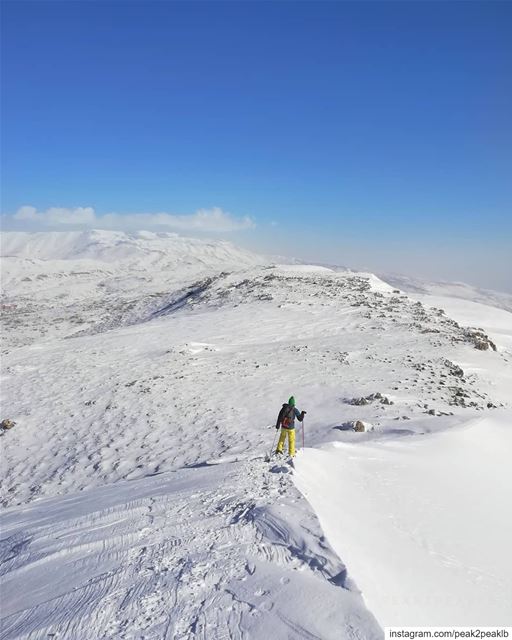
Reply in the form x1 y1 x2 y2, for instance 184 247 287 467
267 429 279 461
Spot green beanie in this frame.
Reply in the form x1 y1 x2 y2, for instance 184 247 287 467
288 396 296 406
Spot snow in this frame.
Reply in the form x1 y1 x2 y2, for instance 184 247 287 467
0 229 260 264
0 457 381 639
0 230 267 350
380 273 512 314
413 294 512 351
0 230 266 302
295 412 512 627
408 294 512 407
273 263 335 274
1 230 512 637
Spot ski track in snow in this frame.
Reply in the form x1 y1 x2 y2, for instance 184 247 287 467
1 231 512 637
0 457 381 640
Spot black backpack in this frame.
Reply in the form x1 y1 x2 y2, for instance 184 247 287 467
281 403 295 428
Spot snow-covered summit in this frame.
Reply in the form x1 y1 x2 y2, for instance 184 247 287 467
0 230 269 347
0 229 265 267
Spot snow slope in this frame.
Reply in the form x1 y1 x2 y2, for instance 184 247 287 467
0 229 264 265
1 456 381 639
0 230 267 350
415 295 512 352
380 273 512 314
295 412 512 626
1 230 511 637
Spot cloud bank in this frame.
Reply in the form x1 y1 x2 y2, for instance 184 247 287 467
10 205 255 233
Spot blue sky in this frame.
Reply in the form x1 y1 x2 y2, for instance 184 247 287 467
1 1 511 289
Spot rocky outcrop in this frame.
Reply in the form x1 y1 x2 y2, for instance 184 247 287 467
350 392 394 406
464 328 497 352
444 359 464 378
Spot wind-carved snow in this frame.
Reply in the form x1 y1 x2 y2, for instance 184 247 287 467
0 459 381 639
1 230 511 636
294 412 512 626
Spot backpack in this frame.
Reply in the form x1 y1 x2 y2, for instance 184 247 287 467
281 403 295 428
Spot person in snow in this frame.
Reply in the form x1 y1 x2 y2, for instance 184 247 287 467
275 396 306 457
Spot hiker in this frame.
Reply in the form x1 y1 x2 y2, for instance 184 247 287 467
275 396 306 457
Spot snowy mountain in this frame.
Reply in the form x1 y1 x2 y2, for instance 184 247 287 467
0 229 266 263
1 231 511 637
0 230 268 350
380 272 512 313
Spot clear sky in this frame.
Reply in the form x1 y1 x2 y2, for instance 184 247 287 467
1 1 511 290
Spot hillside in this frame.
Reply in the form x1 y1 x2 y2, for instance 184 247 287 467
1 231 511 637
0 230 267 350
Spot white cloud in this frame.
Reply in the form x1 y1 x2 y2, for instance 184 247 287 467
14 205 96 225
11 205 255 233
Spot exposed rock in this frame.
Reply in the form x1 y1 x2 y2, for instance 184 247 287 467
1 418 16 430
444 359 464 378
354 420 365 432
464 328 497 352
349 392 393 406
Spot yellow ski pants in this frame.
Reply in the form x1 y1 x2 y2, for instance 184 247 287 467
276 428 295 457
